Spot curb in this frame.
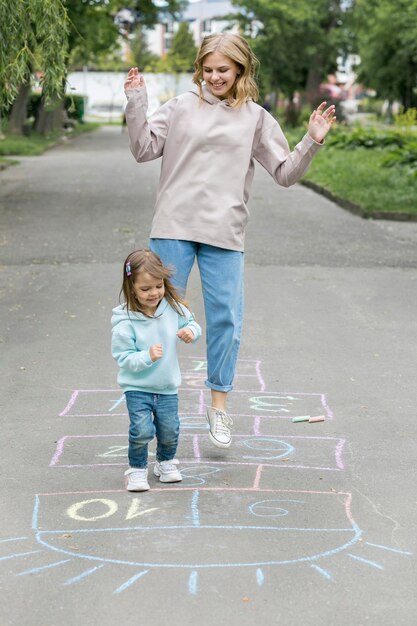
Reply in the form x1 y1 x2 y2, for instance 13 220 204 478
301 179 417 222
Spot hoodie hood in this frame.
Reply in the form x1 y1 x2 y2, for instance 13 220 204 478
111 298 169 327
189 83 230 106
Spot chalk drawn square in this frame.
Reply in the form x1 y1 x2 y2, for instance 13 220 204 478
186 434 344 472
50 435 128 468
33 489 360 568
229 391 333 420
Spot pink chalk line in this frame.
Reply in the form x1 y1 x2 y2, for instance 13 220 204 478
37 487 352 497
253 464 263 489
193 434 201 460
255 361 266 392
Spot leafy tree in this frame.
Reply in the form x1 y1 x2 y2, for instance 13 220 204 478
0 0 186 132
232 0 350 122
0 0 69 113
129 26 160 72
166 22 197 73
353 0 417 111
66 0 121 70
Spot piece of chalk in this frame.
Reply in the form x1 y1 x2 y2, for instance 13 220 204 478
291 415 310 423
309 415 325 423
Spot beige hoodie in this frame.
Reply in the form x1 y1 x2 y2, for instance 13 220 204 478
125 85 322 251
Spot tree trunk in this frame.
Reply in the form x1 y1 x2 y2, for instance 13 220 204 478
284 93 301 127
35 98 64 135
305 66 324 108
8 83 31 135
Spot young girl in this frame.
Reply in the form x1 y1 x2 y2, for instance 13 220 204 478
123 33 335 450
111 249 201 492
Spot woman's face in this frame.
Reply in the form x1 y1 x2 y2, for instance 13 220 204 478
202 51 240 100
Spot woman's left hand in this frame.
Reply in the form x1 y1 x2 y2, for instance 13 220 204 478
308 102 336 144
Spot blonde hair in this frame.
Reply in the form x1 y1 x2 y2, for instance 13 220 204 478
120 249 188 317
193 33 259 108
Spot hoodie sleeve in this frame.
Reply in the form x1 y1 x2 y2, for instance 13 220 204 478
178 306 202 342
125 88 178 162
111 325 154 372
253 110 322 188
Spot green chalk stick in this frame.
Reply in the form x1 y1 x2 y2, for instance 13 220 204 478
291 415 310 423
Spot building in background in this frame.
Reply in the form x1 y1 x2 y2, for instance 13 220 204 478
145 0 241 57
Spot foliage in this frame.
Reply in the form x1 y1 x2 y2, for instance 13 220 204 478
66 0 121 70
0 0 187 111
129 26 160 72
353 0 417 110
324 127 407 149
165 22 197 74
382 143 417 176
302 144 417 215
0 0 70 111
314 126 417 176
117 0 187 30
356 97 384 115
232 0 351 102
0 121 99 156
394 108 417 128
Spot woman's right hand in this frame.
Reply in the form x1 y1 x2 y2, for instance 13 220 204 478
124 67 145 91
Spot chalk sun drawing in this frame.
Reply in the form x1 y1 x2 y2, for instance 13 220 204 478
1 358 412 593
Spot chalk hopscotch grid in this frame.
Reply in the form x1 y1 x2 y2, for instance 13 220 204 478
1 357 413 595
49 433 346 471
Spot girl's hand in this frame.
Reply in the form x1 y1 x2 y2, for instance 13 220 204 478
308 102 336 144
124 67 145 91
177 328 195 344
150 343 163 361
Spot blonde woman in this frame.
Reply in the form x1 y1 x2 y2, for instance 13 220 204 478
123 33 335 449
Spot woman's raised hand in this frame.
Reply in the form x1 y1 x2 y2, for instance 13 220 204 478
124 67 145 91
308 102 336 144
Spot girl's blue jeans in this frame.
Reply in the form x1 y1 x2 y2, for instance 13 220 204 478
149 239 244 393
125 391 179 469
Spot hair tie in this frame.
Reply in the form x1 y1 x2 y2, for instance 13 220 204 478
125 261 132 277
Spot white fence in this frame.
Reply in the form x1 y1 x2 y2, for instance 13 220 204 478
66 71 194 120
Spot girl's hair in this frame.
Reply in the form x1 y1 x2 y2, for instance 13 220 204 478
193 33 259 108
120 249 188 317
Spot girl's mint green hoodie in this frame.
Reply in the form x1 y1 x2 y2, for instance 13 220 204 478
111 298 201 394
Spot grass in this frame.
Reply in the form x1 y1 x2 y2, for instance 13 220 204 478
303 146 417 217
283 125 417 217
0 156 18 168
0 121 100 157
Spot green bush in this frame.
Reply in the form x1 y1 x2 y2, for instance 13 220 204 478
382 141 417 175
11 93 85 125
357 97 384 115
326 126 407 149
65 94 85 121
394 107 417 128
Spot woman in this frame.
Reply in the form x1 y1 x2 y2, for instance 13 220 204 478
123 33 335 449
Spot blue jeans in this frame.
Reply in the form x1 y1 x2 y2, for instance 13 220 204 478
149 239 244 393
125 391 179 468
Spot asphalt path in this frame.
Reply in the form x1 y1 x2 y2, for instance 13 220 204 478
1 126 417 626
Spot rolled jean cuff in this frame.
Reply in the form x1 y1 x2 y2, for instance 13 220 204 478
205 380 233 393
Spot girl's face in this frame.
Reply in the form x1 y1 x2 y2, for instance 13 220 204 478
202 51 240 100
133 271 165 315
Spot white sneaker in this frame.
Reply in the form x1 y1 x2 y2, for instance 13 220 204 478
124 467 150 491
206 407 233 448
154 459 182 483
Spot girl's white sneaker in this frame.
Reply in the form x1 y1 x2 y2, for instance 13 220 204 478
124 467 150 491
154 459 182 483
